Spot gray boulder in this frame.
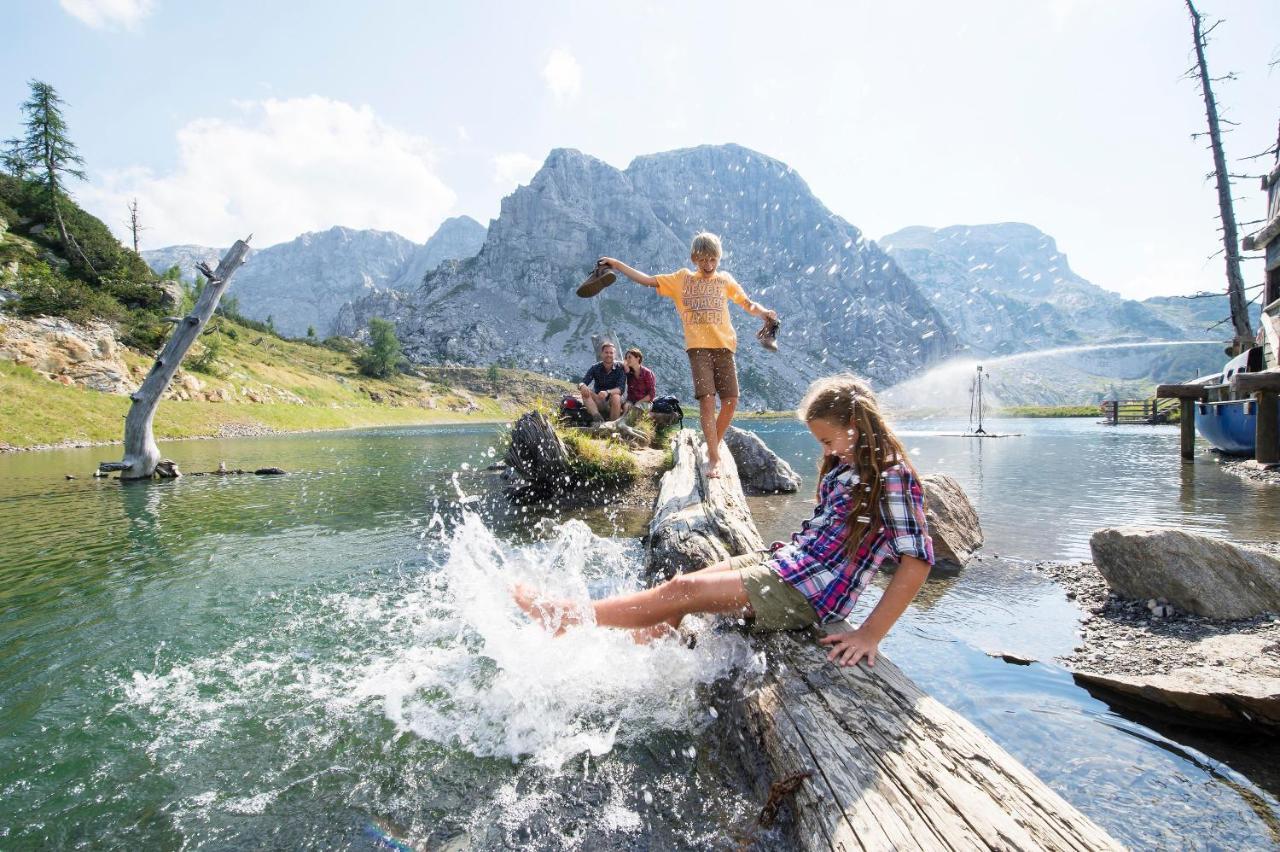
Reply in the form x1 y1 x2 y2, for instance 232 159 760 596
1090 527 1280 619
723 426 801 493
920 473 984 570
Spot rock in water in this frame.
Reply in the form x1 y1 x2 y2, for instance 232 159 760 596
920 473 984 570
723 426 801 493
1090 527 1280 619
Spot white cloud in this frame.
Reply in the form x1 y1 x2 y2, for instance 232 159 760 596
59 0 155 30
542 49 582 103
83 96 457 248
492 152 542 189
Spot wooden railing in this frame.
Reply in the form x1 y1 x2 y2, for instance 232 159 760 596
1100 398 1180 425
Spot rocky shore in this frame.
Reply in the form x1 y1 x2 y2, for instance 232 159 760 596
1033 557 1280 733
1219 456 1280 486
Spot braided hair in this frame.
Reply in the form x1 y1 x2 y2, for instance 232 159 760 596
797 374 918 558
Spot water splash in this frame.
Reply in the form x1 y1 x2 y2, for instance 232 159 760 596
883 340 1221 412
121 510 760 783
355 512 761 769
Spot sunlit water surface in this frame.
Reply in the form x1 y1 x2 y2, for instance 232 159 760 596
2 419 1278 849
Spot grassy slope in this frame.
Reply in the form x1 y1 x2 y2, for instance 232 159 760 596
1 320 572 448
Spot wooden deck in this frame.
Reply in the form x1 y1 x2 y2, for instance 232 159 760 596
648 430 1122 851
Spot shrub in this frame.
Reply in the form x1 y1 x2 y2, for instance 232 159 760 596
356 317 403 378
188 336 224 375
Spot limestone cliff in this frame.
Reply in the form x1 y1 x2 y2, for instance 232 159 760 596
335 145 955 408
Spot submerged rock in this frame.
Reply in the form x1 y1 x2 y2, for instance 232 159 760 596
722 426 801 493
920 473 984 570
1091 527 1280 619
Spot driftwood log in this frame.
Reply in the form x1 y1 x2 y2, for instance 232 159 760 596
647 429 764 578
98 239 252 479
646 428 1120 850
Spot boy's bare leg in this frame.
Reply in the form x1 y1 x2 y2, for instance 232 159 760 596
608 390 622 420
698 394 721 477
715 396 738 449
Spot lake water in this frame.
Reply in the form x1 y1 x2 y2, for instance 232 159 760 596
2 418 1278 849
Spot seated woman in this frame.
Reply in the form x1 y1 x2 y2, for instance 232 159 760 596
621 347 656 413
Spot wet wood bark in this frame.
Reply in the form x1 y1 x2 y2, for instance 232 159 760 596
98 239 252 479
646 428 1122 850
503 410 573 498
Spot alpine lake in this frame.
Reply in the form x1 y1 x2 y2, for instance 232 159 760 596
2 416 1279 850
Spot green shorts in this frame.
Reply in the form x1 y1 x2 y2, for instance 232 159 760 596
729 552 820 633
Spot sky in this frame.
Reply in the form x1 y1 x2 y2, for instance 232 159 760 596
3 0 1278 300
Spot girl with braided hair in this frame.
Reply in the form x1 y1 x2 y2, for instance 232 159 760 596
513 374 933 668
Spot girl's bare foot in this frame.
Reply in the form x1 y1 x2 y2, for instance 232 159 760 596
704 458 721 479
511 582 586 635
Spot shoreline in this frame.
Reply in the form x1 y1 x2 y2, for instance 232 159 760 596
0 410 512 455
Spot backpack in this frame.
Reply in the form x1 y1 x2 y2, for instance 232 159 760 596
651 396 683 425
558 394 595 427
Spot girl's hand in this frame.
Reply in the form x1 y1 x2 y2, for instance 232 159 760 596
818 626 882 668
598 256 618 269
763 308 778 321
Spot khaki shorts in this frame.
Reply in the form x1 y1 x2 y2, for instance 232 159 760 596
729 552 820 633
687 348 739 400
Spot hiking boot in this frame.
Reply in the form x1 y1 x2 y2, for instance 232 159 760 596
576 261 616 298
756 316 780 352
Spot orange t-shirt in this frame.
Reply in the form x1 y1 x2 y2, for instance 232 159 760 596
652 269 753 351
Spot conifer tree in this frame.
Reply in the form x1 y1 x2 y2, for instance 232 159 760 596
15 80 88 264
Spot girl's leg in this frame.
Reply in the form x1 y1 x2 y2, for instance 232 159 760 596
514 570 750 633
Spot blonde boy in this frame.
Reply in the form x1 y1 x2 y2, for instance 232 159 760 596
600 233 777 478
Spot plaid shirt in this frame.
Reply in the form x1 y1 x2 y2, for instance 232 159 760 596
770 462 934 623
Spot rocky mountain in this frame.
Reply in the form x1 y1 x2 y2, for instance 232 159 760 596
334 144 955 408
141 217 488 337
139 244 228 280
388 215 487 291
879 223 1195 355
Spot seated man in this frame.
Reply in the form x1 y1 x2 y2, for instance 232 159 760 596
578 342 626 422
622 347 656 413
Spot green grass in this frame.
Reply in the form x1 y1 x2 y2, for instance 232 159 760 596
997 405 1101 418
559 429 639 486
0 319 572 449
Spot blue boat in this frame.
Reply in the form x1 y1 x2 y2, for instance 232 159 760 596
1194 348 1279 456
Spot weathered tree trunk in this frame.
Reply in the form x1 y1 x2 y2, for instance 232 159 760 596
647 429 764 578
1187 0 1254 354
504 410 573 497
98 239 252 479
646 428 1121 850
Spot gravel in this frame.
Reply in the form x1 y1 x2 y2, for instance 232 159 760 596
1032 559 1280 677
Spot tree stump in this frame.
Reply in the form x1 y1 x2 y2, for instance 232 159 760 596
504 410 573 498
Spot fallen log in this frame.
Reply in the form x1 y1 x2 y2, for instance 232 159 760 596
647 429 763 578
647 428 1121 850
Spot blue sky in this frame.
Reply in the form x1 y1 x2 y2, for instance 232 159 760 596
4 0 1278 300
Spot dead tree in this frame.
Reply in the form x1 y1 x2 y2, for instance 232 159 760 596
99 238 252 480
127 198 144 254
1186 0 1254 353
